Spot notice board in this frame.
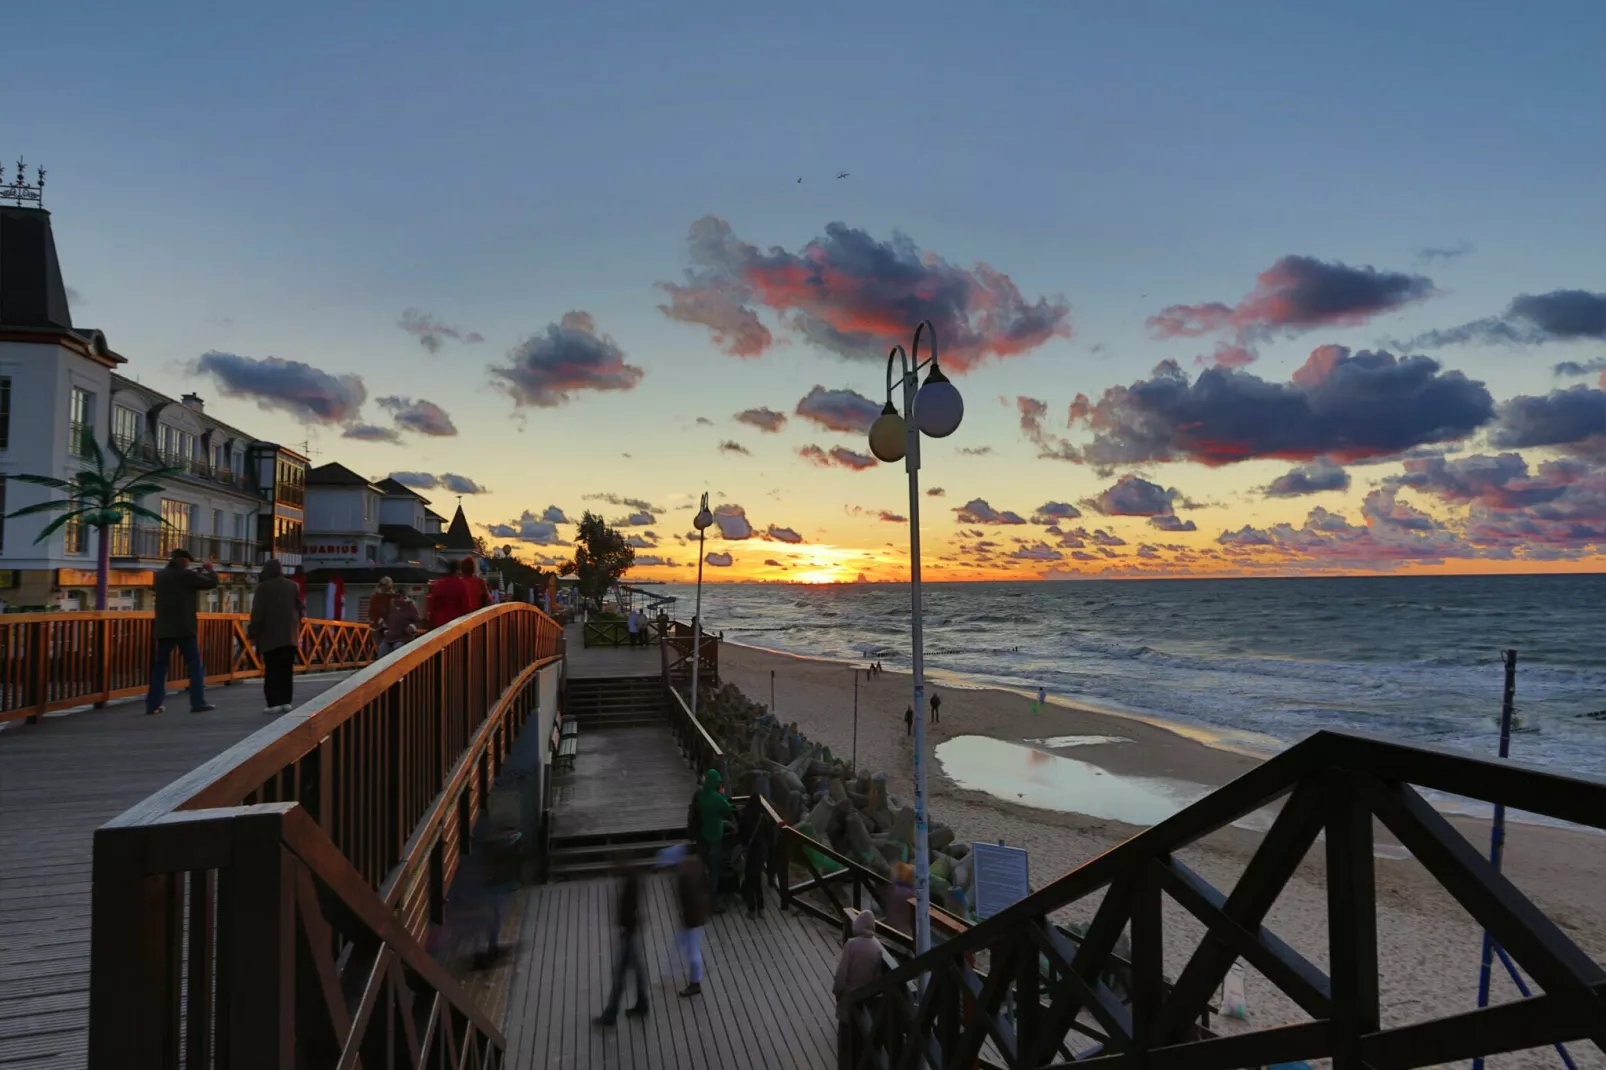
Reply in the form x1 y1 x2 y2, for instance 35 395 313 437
971 842 1030 919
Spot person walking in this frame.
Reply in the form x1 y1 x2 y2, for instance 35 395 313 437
930 691 941 725
668 845 710 997
369 576 396 642
904 705 914 736
146 549 219 715
626 607 641 648
738 797 772 917
247 559 304 715
379 593 421 655
594 858 649 1025
692 769 735 912
833 910 886 1065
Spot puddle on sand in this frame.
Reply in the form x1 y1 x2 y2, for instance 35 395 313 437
937 735 1208 827
1024 734 1134 749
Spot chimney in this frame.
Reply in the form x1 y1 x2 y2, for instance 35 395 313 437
0 206 73 330
181 393 205 413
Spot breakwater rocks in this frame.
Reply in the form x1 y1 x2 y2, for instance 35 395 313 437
697 682 975 918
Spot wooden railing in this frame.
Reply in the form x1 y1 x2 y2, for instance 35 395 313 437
840 730 1606 1070
581 616 629 647
87 602 563 1069
661 626 719 689
0 611 376 724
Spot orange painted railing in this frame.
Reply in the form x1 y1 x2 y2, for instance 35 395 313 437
0 611 376 723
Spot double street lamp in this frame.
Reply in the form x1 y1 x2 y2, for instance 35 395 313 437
867 320 964 959
691 493 714 717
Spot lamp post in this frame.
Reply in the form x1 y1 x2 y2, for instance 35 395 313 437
867 320 964 960
690 493 714 717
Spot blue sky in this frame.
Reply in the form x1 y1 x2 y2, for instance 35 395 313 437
14 0 1606 579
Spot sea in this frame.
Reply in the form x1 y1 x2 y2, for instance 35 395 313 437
653 574 1606 787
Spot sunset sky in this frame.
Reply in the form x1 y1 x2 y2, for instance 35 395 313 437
15 1 1605 582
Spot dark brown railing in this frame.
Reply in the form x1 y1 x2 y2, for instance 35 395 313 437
581 616 629 647
0 612 375 723
840 730 1606 1070
88 602 562 1068
108 525 259 564
661 624 719 689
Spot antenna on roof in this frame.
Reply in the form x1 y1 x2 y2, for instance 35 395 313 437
0 157 45 206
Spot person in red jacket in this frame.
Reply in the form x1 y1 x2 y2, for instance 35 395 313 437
429 556 490 629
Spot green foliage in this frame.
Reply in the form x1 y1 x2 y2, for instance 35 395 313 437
567 510 634 604
5 434 182 543
487 544 553 593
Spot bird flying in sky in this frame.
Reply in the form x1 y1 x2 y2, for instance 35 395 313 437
837 171 850 179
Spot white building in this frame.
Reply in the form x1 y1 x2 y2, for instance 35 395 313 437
0 196 305 611
302 465 446 622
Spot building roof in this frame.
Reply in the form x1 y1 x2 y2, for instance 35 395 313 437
379 524 444 549
424 507 446 522
109 372 257 443
374 477 431 502
308 462 378 488
441 504 477 551
1 207 75 332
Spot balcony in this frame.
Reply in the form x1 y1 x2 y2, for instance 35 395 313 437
109 526 260 566
111 437 248 491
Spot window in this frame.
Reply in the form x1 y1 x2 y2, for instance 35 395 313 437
0 476 5 550
160 498 193 555
112 405 143 450
235 513 250 540
64 503 86 555
1 376 10 449
69 387 94 456
159 424 197 466
275 516 304 554
363 492 374 525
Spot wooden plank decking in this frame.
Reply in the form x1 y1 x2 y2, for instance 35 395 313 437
550 724 696 839
503 875 843 1069
564 633 662 680
0 673 352 1070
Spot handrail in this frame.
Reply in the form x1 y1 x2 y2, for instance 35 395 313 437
0 611 375 723
840 729 1606 1069
88 601 562 1069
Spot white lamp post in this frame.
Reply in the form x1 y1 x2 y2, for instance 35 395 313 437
867 320 963 961
691 492 714 717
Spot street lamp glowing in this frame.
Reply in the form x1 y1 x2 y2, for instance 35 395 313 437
914 363 963 438
868 403 907 463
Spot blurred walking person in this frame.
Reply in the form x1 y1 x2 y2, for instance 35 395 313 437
671 846 710 996
248 559 304 715
146 548 219 715
692 769 735 911
379 592 421 655
594 858 649 1026
833 910 886 1065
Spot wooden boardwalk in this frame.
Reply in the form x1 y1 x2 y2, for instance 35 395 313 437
550 725 696 840
564 628 662 679
0 673 352 1070
503 875 843 1069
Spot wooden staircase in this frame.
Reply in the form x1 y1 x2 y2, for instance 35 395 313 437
563 676 667 729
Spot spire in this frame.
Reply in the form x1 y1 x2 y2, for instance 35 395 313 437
0 160 72 330
442 504 476 550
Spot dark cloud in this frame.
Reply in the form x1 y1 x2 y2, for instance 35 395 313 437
490 311 644 408
1068 347 1493 473
1031 502 1083 523
763 558 784 567
583 493 662 513
798 444 878 470
1387 453 1570 509
954 498 1027 525
704 551 734 567
388 471 438 489
1148 255 1434 366
695 416 714 426
611 511 653 527
735 407 787 433
625 533 657 549
767 525 803 543
377 395 457 436
926 487 946 497
634 555 680 567
1009 543 1064 562
343 424 401 443
1084 475 1186 518
878 511 907 523
1553 358 1606 379
1016 396 1079 462
486 511 568 545
1416 243 1473 263
719 440 751 455
1263 459 1351 498
440 474 487 494
713 504 753 540
956 446 993 456
192 351 366 424
398 308 485 353
1404 290 1606 349
795 386 881 433
541 506 571 524
1490 386 1606 452
657 215 1070 370
1149 515 1198 532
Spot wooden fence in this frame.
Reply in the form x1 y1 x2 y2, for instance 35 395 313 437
0 611 376 724
840 730 1606 1070
87 602 563 1069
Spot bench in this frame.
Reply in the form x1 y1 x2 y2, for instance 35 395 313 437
555 736 578 771
561 720 578 739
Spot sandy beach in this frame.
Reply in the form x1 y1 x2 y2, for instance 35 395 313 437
722 642 1606 1067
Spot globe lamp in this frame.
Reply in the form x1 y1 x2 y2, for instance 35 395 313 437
868 403 907 463
914 363 964 438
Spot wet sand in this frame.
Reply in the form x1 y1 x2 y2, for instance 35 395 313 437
723 642 1606 1067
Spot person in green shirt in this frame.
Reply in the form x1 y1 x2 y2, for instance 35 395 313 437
693 768 735 910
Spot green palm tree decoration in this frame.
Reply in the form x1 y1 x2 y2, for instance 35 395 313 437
4 433 185 610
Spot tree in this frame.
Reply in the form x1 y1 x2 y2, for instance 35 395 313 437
3 434 183 610
564 511 634 606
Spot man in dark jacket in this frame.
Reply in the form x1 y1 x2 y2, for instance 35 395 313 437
146 549 219 715
247 559 304 715
594 858 648 1025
